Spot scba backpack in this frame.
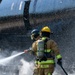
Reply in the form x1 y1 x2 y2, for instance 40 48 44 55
37 38 48 61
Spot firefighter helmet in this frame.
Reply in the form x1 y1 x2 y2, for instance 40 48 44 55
31 29 39 34
31 29 39 40
41 26 51 33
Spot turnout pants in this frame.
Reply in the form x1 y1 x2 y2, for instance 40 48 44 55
33 64 55 75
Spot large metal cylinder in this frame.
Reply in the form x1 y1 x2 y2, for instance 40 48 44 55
0 0 75 34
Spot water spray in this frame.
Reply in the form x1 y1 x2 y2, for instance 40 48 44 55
0 52 24 65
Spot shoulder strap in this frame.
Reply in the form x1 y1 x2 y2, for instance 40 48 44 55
44 38 48 50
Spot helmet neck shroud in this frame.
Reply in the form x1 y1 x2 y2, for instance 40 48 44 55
41 32 50 38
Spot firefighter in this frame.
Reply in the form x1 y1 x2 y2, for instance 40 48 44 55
31 26 62 75
24 29 41 75
24 26 62 75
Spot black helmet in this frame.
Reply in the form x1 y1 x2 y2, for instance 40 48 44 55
31 29 39 34
31 29 39 40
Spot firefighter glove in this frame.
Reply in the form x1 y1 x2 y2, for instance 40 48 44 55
24 50 28 53
57 58 62 66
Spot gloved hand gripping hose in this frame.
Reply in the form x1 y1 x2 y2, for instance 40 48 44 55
57 58 62 66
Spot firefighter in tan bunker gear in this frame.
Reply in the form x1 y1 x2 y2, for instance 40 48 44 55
32 26 62 75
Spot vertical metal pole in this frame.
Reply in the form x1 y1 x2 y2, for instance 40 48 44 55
0 0 2 3
23 0 32 30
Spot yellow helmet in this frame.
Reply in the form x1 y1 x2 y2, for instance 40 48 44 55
41 26 51 33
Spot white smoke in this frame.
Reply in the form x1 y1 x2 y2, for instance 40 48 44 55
19 59 35 75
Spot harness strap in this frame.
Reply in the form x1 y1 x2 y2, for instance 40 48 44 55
37 49 51 52
38 60 55 65
35 59 55 64
44 49 51 52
